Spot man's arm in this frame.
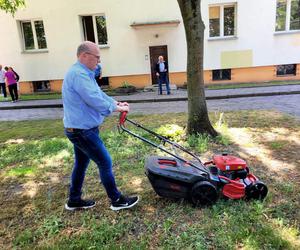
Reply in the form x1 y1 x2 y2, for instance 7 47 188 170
165 62 168 72
73 72 117 116
155 63 159 76
100 89 117 104
100 90 129 111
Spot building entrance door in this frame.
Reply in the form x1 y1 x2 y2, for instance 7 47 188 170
149 45 168 85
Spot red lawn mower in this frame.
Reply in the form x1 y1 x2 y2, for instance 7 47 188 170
118 112 268 206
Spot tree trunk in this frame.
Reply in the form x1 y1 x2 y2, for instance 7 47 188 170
177 0 218 137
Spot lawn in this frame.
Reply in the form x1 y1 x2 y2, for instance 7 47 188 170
0 92 62 102
0 111 299 249
206 80 300 90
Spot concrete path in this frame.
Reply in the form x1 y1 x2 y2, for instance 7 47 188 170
0 94 299 121
0 84 300 110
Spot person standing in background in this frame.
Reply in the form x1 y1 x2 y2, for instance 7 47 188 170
4 67 18 103
155 56 170 95
94 63 102 87
0 65 7 100
11 67 20 99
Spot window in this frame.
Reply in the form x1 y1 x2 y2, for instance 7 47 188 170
276 64 297 76
32 80 50 92
82 15 108 45
276 0 300 32
20 20 47 51
212 69 231 81
209 4 236 38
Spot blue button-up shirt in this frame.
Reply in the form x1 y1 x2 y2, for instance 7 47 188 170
62 61 117 129
94 64 102 77
159 62 165 73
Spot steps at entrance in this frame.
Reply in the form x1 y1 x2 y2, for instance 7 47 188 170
143 84 177 92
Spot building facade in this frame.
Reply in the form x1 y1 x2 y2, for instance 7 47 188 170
0 0 299 93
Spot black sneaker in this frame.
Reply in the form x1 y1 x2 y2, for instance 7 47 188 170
110 195 139 211
65 199 96 211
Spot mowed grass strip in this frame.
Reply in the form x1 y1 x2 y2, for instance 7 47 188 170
0 111 299 249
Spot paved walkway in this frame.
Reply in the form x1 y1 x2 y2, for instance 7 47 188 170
0 84 300 110
0 95 299 122
0 84 299 121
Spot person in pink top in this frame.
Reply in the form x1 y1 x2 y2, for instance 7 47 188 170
4 67 18 102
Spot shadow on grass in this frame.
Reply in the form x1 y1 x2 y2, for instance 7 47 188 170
0 111 299 249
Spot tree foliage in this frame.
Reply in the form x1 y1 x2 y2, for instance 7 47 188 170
0 0 25 15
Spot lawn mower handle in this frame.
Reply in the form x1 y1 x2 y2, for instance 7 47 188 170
118 112 208 175
119 111 128 127
120 112 201 155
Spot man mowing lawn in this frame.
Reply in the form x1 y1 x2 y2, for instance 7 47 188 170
62 41 139 211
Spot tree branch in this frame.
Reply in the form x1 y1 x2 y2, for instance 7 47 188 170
0 0 25 15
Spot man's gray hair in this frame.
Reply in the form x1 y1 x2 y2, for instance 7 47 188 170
77 41 95 57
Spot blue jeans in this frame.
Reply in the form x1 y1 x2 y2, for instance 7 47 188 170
65 127 121 202
158 72 170 95
0 82 7 98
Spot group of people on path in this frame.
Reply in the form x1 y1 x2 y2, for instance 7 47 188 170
0 64 20 102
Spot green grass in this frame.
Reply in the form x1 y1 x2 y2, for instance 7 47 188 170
7 166 38 177
269 141 287 150
0 111 300 249
206 80 300 90
0 93 62 102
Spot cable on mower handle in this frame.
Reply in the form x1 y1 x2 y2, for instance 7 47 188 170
118 112 209 175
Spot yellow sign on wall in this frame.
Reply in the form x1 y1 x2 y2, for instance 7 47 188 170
221 50 253 69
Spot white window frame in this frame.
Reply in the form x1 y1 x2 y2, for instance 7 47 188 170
19 19 48 52
81 14 109 47
208 3 237 40
275 0 300 33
